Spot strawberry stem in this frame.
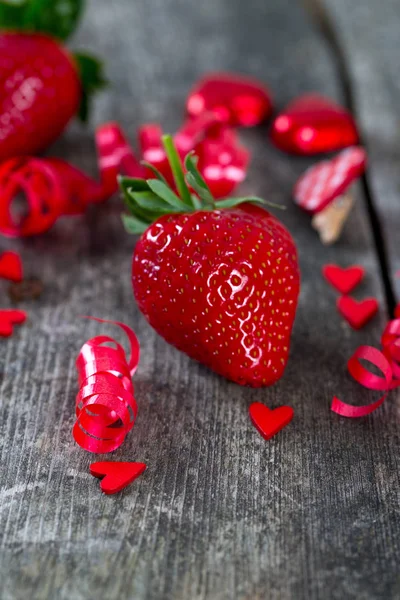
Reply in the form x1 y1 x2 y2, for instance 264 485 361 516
162 134 193 208
120 137 284 236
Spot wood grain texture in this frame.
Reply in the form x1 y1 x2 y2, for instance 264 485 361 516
0 1 399 599
321 0 400 302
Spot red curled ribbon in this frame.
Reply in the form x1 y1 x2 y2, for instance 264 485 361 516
0 118 251 238
332 319 400 417
381 318 400 384
0 123 143 238
73 317 140 453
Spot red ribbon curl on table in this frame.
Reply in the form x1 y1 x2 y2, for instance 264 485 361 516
331 318 400 417
0 116 251 238
73 317 140 453
0 123 143 238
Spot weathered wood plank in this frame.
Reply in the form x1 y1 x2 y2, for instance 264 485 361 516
321 0 400 303
0 1 399 599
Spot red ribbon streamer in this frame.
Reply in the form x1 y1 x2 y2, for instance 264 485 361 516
0 118 250 238
0 123 143 238
73 317 140 453
332 319 400 417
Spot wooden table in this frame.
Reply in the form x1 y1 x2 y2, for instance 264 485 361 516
1 0 399 598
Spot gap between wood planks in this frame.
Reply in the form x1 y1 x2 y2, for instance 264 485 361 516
303 0 398 317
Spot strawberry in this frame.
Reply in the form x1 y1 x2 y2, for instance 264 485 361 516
120 136 300 387
0 0 106 162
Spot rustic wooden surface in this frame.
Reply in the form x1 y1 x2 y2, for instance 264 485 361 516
320 0 400 304
1 0 399 598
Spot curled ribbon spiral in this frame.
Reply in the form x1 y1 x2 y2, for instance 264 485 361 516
73 317 140 453
0 123 143 238
332 318 400 417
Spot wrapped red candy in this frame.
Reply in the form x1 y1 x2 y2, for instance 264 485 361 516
139 117 250 199
73 318 140 453
187 72 273 127
271 94 359 155
294 146 367 245
196 127 250 198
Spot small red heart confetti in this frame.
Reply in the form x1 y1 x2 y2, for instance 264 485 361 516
337 296 379 329
249 402 294 440
0 251 23 282
187 72 273 127
271 94 359 155
0 309 27 337
89 461 146 495
294 147 366 214
323 264 365 295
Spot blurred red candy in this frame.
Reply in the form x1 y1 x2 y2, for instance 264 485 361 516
196 128 250 198
138 123 170 180
271 94 359 155
174 112 223 154
187 72 273 127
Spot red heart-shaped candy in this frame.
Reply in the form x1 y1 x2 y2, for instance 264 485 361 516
0 309 27 337
337 296 379 329
323 264 364 295
89 461 146 495
271 94 359 155
0 251 23 282
249 402 294 440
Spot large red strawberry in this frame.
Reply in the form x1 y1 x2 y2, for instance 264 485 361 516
120 136 300 387
0 0 105 162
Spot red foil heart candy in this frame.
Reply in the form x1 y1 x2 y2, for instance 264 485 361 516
271 94 359 155
187 72 273 127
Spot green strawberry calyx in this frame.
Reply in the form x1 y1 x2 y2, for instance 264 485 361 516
120 134 284 235
0 0 107 121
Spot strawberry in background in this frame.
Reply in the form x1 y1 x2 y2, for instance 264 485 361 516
0 0 106 162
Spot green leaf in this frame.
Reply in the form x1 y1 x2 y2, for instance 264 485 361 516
191 194 203 210
119 176 150 194
119 177 154 222
147 179 186 210
0 0 85 39
0 0 27 29
74 52 107 122
185 172 214 209
130 190 179 214
184 152 215 208
216 196 286 210
161 135 193 208
122 213 149 235
141 161 168 185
